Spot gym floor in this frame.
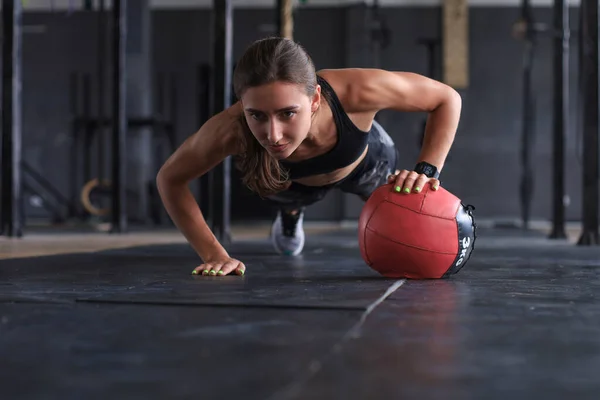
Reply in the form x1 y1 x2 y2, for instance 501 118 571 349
2 222 600 399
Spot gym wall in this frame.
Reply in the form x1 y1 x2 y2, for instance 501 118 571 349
19 0 588 8
19 1 583 226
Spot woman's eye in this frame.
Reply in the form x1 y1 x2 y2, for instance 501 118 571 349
282 111 296 118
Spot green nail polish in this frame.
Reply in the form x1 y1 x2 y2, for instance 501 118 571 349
433 185 439 190
209 270 216 276
404 187 410 193
217 271 224 276
239 269 245 276
202 270 209 275
394 186 401 192
414 186 421 192
192 270 198 275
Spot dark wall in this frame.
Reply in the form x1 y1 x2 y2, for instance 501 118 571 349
19 6 584 226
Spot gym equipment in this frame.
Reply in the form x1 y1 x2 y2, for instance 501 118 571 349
276 0 294 39
512 0 570 238
66 0 164 226
111 0 127 233
69 71 177 223
442 0 469 89
21 161 77 224
516 0 538 232
208 0 234 245
196 63 213 227
1 0 23 238
578 0 600 245
358 184 476 279
550 0 569 240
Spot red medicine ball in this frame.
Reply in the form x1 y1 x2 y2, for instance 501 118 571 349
358 183 476 279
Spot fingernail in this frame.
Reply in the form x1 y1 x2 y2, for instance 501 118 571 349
403 187 410 194
394 186 401 192
414 186 421 193
209 270 216 276
238 269 245 276
433 185 439 191
217 271 224 276
202 270 209 275
192 270 198 275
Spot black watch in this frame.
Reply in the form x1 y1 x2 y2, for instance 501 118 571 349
414 161 439 179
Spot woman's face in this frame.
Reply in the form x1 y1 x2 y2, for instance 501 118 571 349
241 81 320 160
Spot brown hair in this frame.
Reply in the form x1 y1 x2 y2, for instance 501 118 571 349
233 37 318 197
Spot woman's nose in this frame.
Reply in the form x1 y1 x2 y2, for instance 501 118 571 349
267 121 283 143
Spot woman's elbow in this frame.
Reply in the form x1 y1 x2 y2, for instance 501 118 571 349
156 166 175 194
446 86 462 111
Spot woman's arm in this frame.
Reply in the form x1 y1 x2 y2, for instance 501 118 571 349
156 103 244 265
323 68 462 173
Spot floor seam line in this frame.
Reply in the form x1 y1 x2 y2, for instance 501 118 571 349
265 279 407 400
342 279 405 341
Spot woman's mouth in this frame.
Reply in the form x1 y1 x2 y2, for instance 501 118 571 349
268 143 288 153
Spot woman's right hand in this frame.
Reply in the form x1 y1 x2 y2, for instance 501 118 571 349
192 255 246 277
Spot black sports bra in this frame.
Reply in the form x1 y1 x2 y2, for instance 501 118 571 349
278 75 370 179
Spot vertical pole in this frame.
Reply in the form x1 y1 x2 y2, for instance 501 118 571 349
550 0 569 239
578 0 600 245
210 0 233 244
111 0 128 233
197 64 212 226
519 0 536 230
83 74 92 187
97 0 106 182
369 0 383 70
169 72 177 152
127 0 153 224
1 0 23 238
69 72 80 218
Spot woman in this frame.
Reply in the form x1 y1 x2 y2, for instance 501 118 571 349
156 37 462 277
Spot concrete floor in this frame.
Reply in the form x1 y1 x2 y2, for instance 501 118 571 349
2 223 600 399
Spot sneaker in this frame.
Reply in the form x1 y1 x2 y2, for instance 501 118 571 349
270 208 305 256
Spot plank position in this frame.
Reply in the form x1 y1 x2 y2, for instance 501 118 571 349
156 37 462 277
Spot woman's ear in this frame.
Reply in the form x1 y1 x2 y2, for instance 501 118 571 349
311 85 321 113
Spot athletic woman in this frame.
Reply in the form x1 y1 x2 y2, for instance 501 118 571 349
156 37 462 277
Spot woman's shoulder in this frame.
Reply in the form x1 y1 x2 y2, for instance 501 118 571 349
317 68 388 113
317 67 384 87
209 102 248 155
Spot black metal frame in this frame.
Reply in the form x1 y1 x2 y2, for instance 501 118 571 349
111 0 128 233
578 0 600 245
210 0 233 245
549 0 569 239
97 0 107 182
196 63 213 226
1 0 23 238
518 0 537 231
67 69 176 225
515 0 571 238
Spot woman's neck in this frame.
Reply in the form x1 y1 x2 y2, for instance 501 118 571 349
288 100 337 161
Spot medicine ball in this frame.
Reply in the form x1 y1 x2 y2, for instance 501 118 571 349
358 183 476 279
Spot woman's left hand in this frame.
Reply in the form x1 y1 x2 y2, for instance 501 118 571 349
387 169 440 194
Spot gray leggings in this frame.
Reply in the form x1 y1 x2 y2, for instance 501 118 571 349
265 120 400 211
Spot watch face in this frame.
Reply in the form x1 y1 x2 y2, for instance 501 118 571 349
416 162 438 178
